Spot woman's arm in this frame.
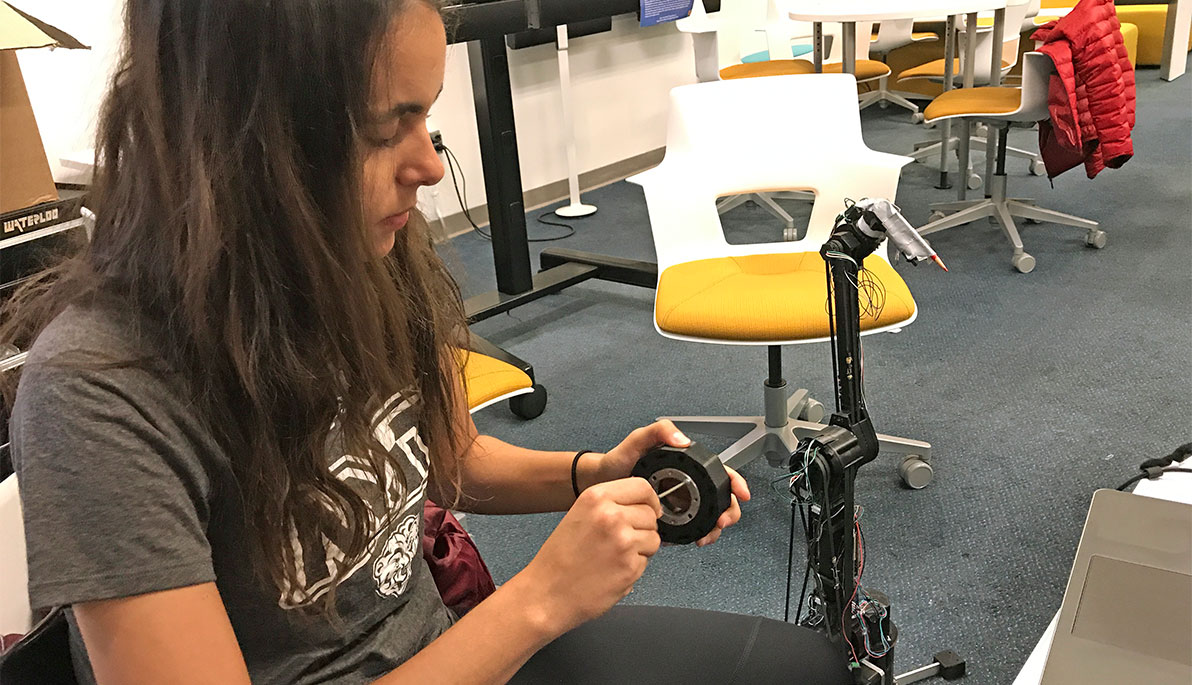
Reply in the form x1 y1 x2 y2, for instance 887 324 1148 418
75 477 664 685
74 579 554 685
437 433 607 514
436 385 750 542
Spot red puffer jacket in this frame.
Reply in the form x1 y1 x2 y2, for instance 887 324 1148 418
1031 0 1136 179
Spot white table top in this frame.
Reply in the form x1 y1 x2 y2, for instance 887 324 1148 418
786 0 1008 22
1012 457 1192 685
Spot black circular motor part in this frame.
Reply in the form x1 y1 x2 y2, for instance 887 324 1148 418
631 442 731 545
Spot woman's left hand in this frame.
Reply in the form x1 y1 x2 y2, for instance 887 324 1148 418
597 419 751 548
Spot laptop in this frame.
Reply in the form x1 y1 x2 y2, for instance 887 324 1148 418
1041 488 1192 685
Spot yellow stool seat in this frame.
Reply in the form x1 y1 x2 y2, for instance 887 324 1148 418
1116 5 1192 67
1120 22 1139 68
655 253 916 342
923 86 1021 121
899 57 1013 81
719 59 891 82
462 351 533 410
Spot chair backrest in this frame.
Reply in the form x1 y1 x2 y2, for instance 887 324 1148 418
628 74 908 274
681 0 820 78
958 0 1034 82
0 474 31 637
870 19 918 55
1016 51 1055 121
1021 0 1043 32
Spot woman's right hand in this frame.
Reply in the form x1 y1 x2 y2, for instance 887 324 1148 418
514 477 662 637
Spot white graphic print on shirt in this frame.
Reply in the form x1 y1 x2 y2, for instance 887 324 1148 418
278 393 428 609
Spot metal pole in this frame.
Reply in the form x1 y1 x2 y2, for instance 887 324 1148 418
936 15 956 190
813 22 824 72
554 24 596 218
842 21 857 76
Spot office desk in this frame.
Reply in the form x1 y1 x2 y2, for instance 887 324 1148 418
1012 457 1192 684
787 0 1009 189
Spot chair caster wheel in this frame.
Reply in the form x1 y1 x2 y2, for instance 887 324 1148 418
899 456 933 489
1012 252 1036 273
783 227 798 241
911 112 925 124
1029 159 1046 176
967 173 982 190
509 384 547 420
800 399 826 423
928 210 946 223
879 100 890 109
1084 229 1107 249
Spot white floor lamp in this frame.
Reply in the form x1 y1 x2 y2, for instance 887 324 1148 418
553 24 597 219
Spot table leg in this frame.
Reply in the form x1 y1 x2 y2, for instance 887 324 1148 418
814 21 824 72
1161 0 1190 80
937 15 957 189
843 21 857 75
468 37 532 294
955 12 980 199
986 8 1006 195
989 8 1005 87
963 12 978 89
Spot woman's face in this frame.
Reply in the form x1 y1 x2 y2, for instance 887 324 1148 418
361 2 447 256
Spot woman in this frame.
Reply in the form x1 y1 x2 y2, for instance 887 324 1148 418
4 1 848 683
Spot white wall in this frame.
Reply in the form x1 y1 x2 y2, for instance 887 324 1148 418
12 2 698 217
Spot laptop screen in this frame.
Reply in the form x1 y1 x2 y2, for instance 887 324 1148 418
1071 554 1192 667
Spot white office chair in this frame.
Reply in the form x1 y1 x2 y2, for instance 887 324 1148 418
905 0 1047 180
861 20 939 115
915 52 1105 273
1 474 31 639
628 73 934 488
679 0 819 233
679 0 816 82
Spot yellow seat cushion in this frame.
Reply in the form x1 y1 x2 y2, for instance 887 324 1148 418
899 57 1013 81
655 253 916 342
923 86 1022 121
1120 22 1139 68
461 351 533 410
719 59 891 81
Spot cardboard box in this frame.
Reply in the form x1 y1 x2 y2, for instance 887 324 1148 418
0 2 87 215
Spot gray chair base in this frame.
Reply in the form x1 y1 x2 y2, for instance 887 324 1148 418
663 383 934 489
917 125 1106 274
858 76 921 115
718 193 795 230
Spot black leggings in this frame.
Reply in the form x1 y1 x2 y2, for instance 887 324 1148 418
511 605 852 684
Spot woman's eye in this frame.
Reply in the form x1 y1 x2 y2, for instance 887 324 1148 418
373 129 401 147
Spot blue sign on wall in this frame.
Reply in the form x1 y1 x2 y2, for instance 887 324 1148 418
640 0 696 27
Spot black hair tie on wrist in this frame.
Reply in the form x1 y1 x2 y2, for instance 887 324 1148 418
571 450 595 498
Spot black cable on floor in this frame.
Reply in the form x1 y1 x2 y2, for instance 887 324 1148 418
441 144 576 243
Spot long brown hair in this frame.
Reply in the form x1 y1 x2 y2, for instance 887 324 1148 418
1 0 467 612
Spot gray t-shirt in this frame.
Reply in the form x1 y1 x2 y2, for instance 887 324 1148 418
10 303 454 683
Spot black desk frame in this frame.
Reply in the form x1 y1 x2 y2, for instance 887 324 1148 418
448 0 720 395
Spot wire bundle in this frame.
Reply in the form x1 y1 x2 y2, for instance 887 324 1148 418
848 508 892 660
824 251 887 321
